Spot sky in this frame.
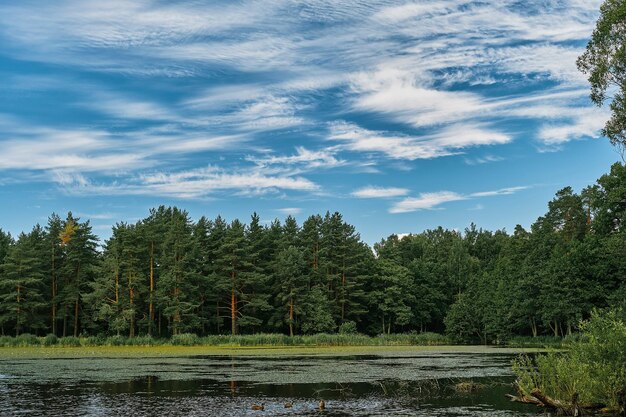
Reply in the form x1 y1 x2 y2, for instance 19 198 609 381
0 0 621 245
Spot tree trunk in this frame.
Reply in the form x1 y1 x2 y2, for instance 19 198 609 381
73 298 79 337
173 287 180 335
149 241 154 335
51 247 57 336
16 285 21 337
341 271 346 322
63 306 67 337
549 320 560 337
74 263 81 337
115 268 119 304
216 301 220 334
531 318 538 337
289 297 294 337
231 284 236 336
129 285 135 338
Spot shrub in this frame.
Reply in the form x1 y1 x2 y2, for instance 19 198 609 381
338 321 358 335
58 336 81 347
171 333 200 346
130 335 157 346
16 333 39 346
0 336 15 347
80 335 101 346
43 334 58 346
107 335 127 346
513 306 626 408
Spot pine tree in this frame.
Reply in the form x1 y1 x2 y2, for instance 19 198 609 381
58 213 99 337
0 228 46 335
274 246 307 336
158 208 199 335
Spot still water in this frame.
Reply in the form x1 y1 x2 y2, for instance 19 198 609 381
0 349 539 416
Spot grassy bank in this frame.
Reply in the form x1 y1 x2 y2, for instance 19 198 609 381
0 332 569 351
0 332 449 348
504 335 575 349
0 344 546 359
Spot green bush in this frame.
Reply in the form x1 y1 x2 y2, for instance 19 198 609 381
82 335 105 346
58 336 81 347
43 334 58 346
170 333 200 346
129 335 157 346
107 335 127 346
16 333 39 346
0 336 14 347
338 321 358 335
513 306 626 408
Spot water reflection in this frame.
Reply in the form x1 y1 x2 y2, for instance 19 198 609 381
0 351 539 416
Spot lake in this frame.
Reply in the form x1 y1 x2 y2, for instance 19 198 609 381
0 347 539 416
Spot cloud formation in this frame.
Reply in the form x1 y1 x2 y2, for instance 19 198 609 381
352 186 410 198
0 0 608 216
390 186 530 213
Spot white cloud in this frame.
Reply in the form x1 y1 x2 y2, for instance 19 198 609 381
54 166 319 199
351 68 485 127
464 155 504 165
390 185 529 213
276 207 302 215
352 186 410 198
76 212 117 220
231 96 305 131
538 111 608 145
390 191 466 213
469 186 529 198
0 0 609 204
247 147 345 171
0 126 148 172
329 121 510 161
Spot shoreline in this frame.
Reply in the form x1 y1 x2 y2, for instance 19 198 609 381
0 344 547 359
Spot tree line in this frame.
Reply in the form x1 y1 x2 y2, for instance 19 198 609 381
0 163 624 342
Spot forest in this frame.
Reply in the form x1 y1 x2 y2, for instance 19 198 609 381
0 162 624 343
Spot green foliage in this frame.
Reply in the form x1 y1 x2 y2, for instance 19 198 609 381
513 306 626 407
0 164 625 342
43 334 58 346
577 0 626 150
170 333 200 346
58 336 81 347
339 321 358 334
301 287 336 334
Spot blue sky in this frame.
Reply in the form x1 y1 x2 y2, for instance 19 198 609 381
0 0 620 245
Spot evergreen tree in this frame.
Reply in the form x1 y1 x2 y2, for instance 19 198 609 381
274 246 307 336
57 213 98 337
0 228 46 335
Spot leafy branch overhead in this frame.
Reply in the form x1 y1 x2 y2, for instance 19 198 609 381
578 0 626 150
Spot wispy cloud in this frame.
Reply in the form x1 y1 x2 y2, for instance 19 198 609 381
390 191 466 213
352 186 410 199
247 147 345 171
0 0 608 213
390 186 529 213
465 155 504 165
276 207 302 215
54 166 319 199
470 186 530 198
329 121 510 161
